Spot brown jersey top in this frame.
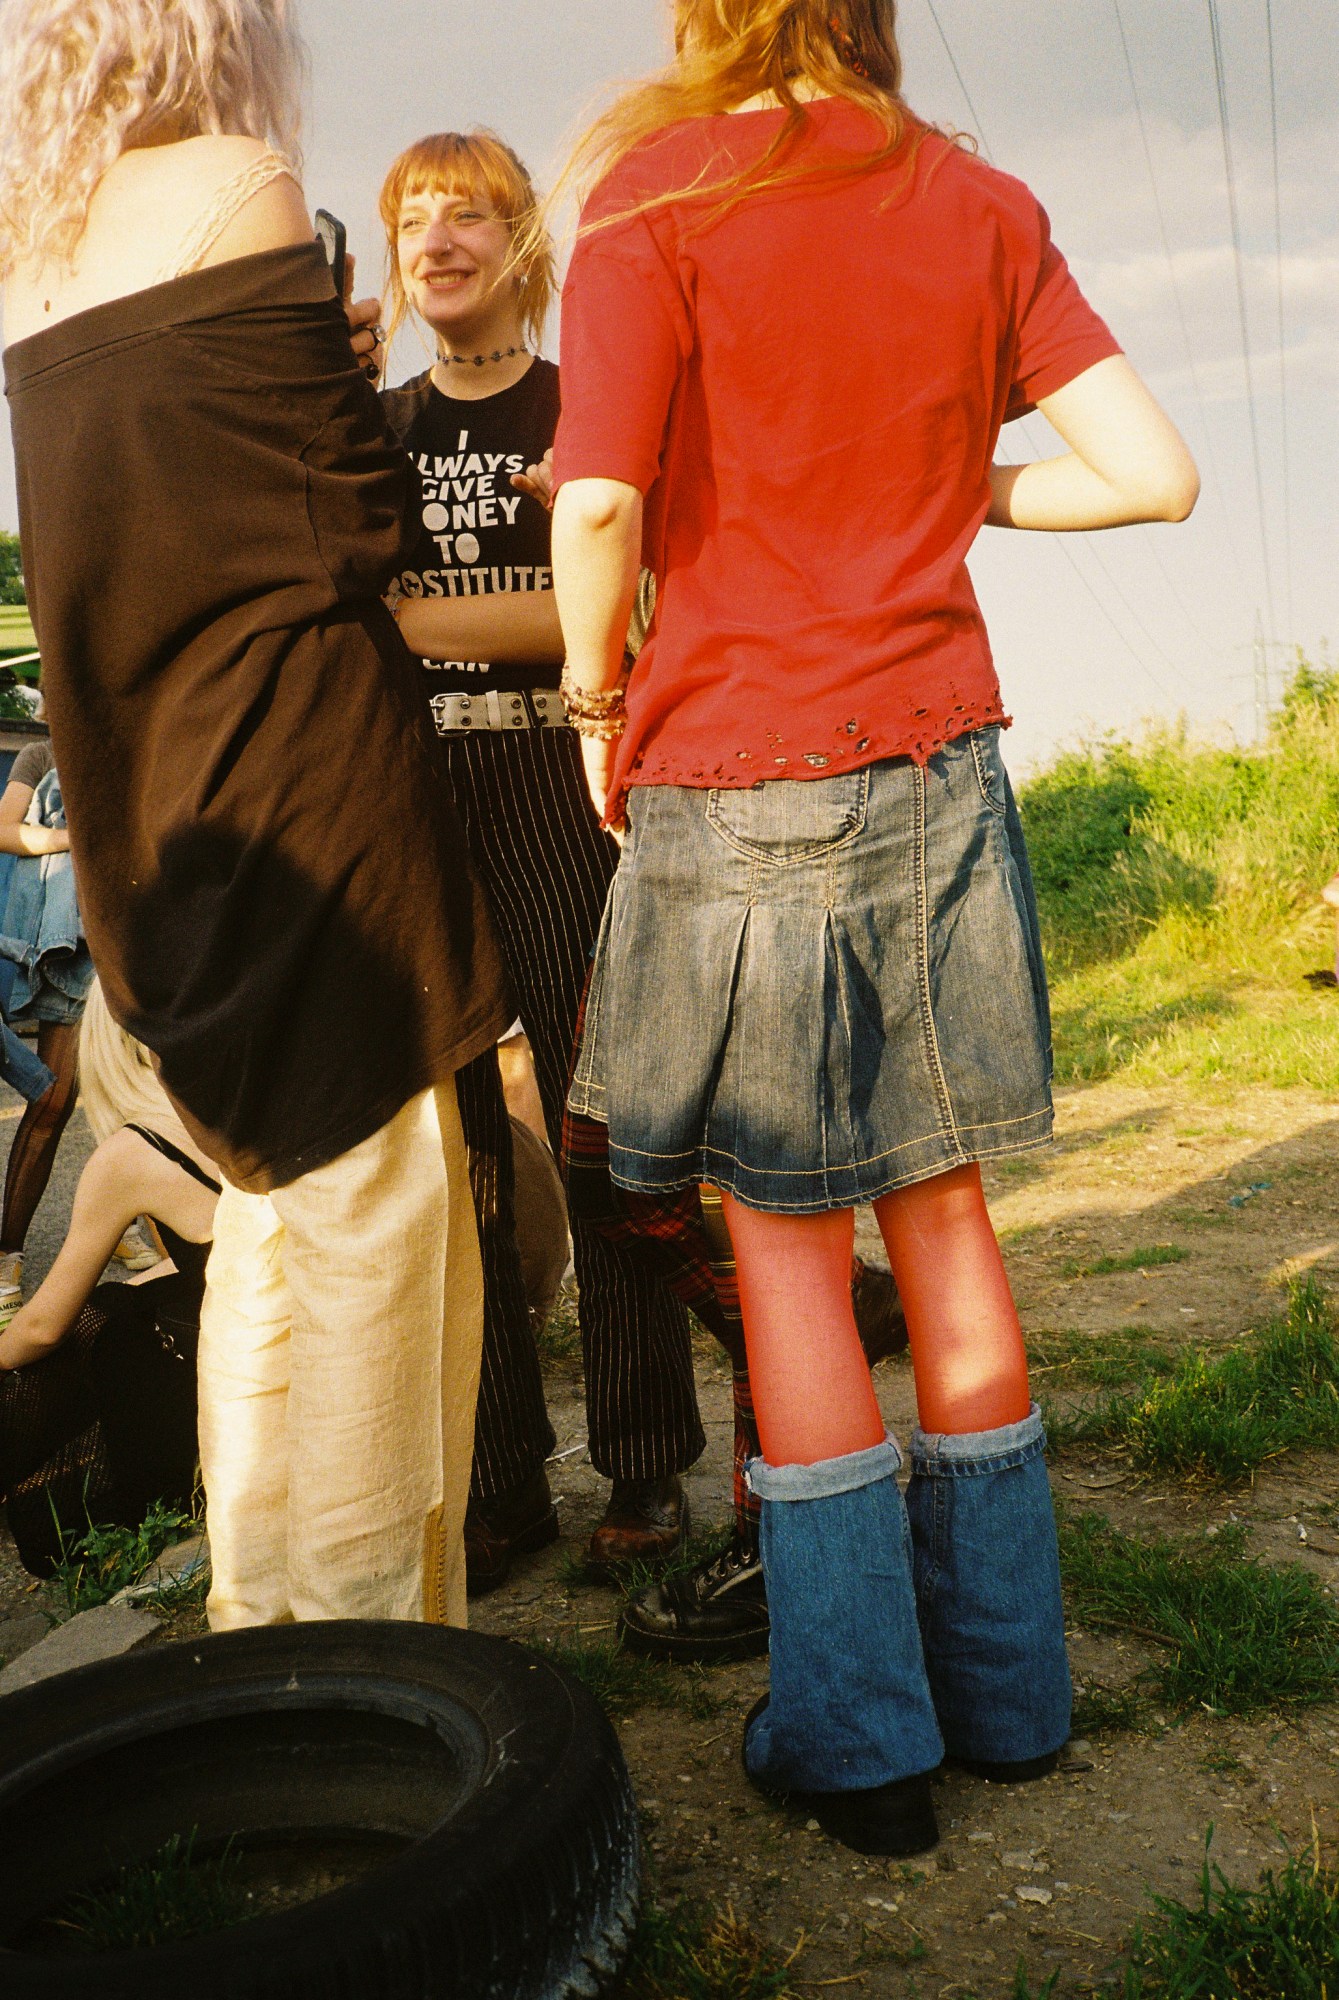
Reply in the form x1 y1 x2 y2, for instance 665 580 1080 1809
4 242 511 1191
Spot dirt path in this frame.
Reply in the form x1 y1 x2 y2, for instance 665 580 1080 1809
476 1077 1339 1998
2 1078 1336 1995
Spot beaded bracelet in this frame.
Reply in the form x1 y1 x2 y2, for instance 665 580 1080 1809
560 664 630 733
569 711 627 742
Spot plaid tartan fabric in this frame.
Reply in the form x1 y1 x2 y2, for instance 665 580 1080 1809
562 1101 736 1344
563 1099 763 1546
562 979 885 1551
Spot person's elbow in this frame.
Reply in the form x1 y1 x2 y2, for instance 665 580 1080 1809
1148 443 1200 523
554 477 642 537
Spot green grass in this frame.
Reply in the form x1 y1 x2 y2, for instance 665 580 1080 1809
616 1903 801 2000
1058 1511 1339 1716
49 1498 195 1619
1053 1275 1339 1482
559 1526 731 1596
1070 1676 1143 1737
1019 660 1339 1087
533 1634 721 1720
1118 1834 1339 2000
1059 1244 1188 1280
1003 1834 1339 1999
50 1832 248 1953
535 1279 582 1362
1028 1325 1177 1389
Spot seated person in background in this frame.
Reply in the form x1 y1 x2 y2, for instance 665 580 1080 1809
0 732 93 1326
0 981 219 1575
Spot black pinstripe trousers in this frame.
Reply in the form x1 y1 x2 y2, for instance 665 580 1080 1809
442 725 705 1501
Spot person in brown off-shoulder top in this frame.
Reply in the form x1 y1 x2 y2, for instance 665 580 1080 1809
0 0 512 1630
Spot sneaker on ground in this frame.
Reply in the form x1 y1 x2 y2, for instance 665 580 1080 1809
619 1527 769 1662
0 1250 22 1331
115 1222 161 1273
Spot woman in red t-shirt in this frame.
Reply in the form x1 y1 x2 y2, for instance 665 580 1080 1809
550 0 1197 1858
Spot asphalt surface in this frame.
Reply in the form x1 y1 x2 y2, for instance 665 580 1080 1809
0 1077 97 1291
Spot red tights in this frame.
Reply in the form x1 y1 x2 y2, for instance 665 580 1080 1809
722 1164 1030 1468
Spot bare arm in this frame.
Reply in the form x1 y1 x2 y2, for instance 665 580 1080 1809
0 1130 216 1370
396 590 565 666
987 356 1199 531
0 780 68 856
551 478 644 824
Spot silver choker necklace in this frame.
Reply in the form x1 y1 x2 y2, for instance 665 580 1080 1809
444 345 529 369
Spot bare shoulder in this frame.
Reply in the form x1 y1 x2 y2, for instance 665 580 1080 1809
110 133 310 262
4 135 311 340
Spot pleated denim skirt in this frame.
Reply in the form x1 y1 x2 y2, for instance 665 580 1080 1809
568 725 1053 1213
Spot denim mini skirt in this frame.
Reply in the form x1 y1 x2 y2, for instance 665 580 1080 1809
568 726 1053 1213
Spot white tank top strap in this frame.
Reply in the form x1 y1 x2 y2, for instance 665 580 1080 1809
154 148 296 285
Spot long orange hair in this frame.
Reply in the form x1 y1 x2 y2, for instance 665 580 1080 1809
552 0 920 235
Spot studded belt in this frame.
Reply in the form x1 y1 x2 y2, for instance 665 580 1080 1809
429 688 568 733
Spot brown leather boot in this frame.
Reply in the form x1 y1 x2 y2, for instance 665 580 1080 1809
585 1474 689 1578
464 1468 560 1597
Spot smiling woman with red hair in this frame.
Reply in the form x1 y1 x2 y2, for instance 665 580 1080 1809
371 128 706 1591
550 0 1198 1855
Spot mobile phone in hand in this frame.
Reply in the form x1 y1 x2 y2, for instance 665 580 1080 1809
314 209 347 300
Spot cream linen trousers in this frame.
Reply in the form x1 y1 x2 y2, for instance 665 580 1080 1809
198 1084 483 1629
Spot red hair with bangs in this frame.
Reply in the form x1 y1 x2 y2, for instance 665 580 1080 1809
378 129 555 354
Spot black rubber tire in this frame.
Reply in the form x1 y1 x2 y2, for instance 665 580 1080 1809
0 1622 639 1999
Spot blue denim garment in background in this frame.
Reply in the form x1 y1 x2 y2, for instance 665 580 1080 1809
906 1404 1072 1765
571 726 1052 1211
0 1016 55 1102
744 1438 944 1792
0 767 93 1026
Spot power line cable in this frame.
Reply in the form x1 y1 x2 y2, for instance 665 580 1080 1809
1076 532 1184 681
924 2 1185 702
1109 0 1251 627
1263 0 1294 638
1205 0 1278 640
923 0 995 160
995 433 1177 701
1135 526 1220 666
1049 536 1178 707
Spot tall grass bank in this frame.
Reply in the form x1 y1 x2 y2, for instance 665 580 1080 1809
1016 656 1339 1086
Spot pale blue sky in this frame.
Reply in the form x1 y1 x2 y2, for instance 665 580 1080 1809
7 0 1336 772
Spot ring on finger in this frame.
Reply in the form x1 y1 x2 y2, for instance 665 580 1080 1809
372 324 388 345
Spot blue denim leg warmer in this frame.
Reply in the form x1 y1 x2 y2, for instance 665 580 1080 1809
906 1404 1071 1764
743 1438 944 1793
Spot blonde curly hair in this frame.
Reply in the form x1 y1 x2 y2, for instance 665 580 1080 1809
78 979 196 1152
0 0 306 277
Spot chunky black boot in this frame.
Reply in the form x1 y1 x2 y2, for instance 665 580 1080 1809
619 1529 768 1662
741 1697 939 1858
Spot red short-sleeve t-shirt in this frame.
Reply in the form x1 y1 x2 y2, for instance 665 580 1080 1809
553 102 1120 812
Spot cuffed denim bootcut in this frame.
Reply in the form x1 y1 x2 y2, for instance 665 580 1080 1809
744 1438 944 1793
906 1405 1071 1765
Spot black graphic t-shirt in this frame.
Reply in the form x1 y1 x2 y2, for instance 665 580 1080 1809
381 360 561 708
